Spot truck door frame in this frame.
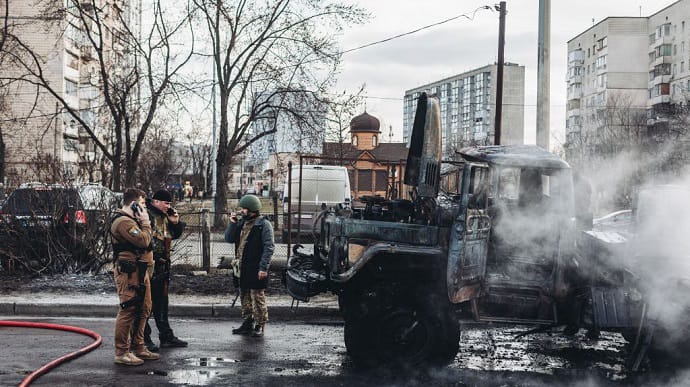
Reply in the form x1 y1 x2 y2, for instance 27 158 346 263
447 162 491 304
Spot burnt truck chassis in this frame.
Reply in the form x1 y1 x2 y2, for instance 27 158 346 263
286 94 648 368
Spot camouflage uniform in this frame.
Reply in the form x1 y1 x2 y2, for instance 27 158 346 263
225 214 275 331
111 210 153 357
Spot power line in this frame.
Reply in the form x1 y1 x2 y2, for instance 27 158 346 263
340 6 494 56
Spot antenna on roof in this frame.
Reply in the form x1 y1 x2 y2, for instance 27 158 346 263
389 125 393 143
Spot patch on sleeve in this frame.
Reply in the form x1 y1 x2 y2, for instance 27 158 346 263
128 226 140 237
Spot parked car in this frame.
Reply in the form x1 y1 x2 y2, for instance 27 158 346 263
281 165 351 241
592 209 632 233
0 182 120 272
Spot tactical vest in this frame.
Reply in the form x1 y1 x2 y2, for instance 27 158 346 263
111 213 151 261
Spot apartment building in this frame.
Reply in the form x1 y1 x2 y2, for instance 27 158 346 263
565 1 690 162
402 63 525 156
0 0 134 186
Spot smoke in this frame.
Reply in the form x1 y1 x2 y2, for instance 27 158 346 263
579 146 690 361
627 170 690 345
488 166 574 285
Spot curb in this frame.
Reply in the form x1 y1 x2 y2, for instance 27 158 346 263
0 302 340 320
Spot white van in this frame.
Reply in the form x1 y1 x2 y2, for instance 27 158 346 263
282 165 351 240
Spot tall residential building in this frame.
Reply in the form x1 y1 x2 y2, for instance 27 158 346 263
565 1 690 163
402 63 525 156
0 0 135 186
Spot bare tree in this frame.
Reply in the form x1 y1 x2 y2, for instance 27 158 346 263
0 0 195 190
323 87 364 164
192 0 367 225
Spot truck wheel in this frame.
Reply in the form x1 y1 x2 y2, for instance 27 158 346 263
344 317 378 368
431 313 460 364
373 307 437 366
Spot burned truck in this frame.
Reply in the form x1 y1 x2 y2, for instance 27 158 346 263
286 93 644 367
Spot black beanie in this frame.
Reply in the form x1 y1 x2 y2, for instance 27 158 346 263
152 189 173 202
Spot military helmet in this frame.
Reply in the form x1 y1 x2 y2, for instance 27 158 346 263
239 194 262 212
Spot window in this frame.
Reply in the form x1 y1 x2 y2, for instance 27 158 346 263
683 62 686 73
65 79 78 96
352 135 358 146
372 135 377 147
683 21 686 32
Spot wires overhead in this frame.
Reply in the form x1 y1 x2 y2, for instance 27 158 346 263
340 5 494 56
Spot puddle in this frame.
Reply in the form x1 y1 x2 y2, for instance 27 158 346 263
167 370 222 386
186 357 240 367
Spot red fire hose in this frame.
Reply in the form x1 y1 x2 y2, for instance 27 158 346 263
0 320 102 387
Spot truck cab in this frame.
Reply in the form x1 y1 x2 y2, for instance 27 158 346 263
286 93 643 367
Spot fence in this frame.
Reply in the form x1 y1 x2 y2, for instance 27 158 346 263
171 209 293 271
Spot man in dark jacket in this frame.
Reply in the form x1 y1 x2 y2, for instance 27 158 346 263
142 189 187 350
225 194 275 337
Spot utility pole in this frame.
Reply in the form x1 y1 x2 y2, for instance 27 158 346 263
537 0 551 150
494 1 506 146
211 61 217 213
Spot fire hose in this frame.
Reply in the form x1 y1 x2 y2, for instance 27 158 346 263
0 320 102 387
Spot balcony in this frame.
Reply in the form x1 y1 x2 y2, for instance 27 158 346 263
649 94 671 106
650 74 672 86
568 74 582 85
650 35 673 51
567 108 581 118
567 88 583 101
651 55 672 67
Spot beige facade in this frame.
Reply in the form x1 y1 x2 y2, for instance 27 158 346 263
565 1 690 153
402 63 525 156
1 0 130 187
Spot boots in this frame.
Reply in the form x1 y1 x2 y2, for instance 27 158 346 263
160 336 188 348
144 337 160 353
251 323 264 338
232 318 254 335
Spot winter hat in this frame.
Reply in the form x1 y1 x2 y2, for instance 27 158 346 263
152 189 173 202
239 195 262 212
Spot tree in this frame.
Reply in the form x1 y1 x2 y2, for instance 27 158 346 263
192 0 367 225
0 0 195 190
323 86 364 164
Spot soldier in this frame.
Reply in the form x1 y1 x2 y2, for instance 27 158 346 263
112 188 160 366
141 189 187 351
225 194 275 338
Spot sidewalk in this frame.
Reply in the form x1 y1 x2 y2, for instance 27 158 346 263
0 292 340 320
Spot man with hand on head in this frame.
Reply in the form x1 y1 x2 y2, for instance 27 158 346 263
141 189 187 351
225 194 275 338
111 188 159 365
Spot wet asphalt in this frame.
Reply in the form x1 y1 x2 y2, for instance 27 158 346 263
1 316 689 386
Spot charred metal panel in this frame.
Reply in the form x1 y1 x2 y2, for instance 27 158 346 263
589 287 638 328
404 93 426 187
460 145 570 170
404 92 443 198
448 164 491 304
337 218 439 246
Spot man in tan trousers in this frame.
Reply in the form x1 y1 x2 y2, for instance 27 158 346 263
111 188 160 365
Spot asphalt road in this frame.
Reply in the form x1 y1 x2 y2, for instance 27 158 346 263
1 316 689 386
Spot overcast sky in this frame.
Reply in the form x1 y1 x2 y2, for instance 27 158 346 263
334 0 674 148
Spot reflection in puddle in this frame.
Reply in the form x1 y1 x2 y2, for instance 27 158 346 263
167 370 222 386
157 358 240 385
186 357 240 367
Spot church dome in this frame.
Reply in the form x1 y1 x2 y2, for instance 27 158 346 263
350 111 380 133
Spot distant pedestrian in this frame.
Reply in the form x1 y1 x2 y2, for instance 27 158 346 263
225 195 275 337
111 188 160 366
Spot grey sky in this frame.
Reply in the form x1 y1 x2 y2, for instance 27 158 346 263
335 0 673 147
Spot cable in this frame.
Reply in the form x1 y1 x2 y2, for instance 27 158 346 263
0 320 103 387
340 6 494 56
